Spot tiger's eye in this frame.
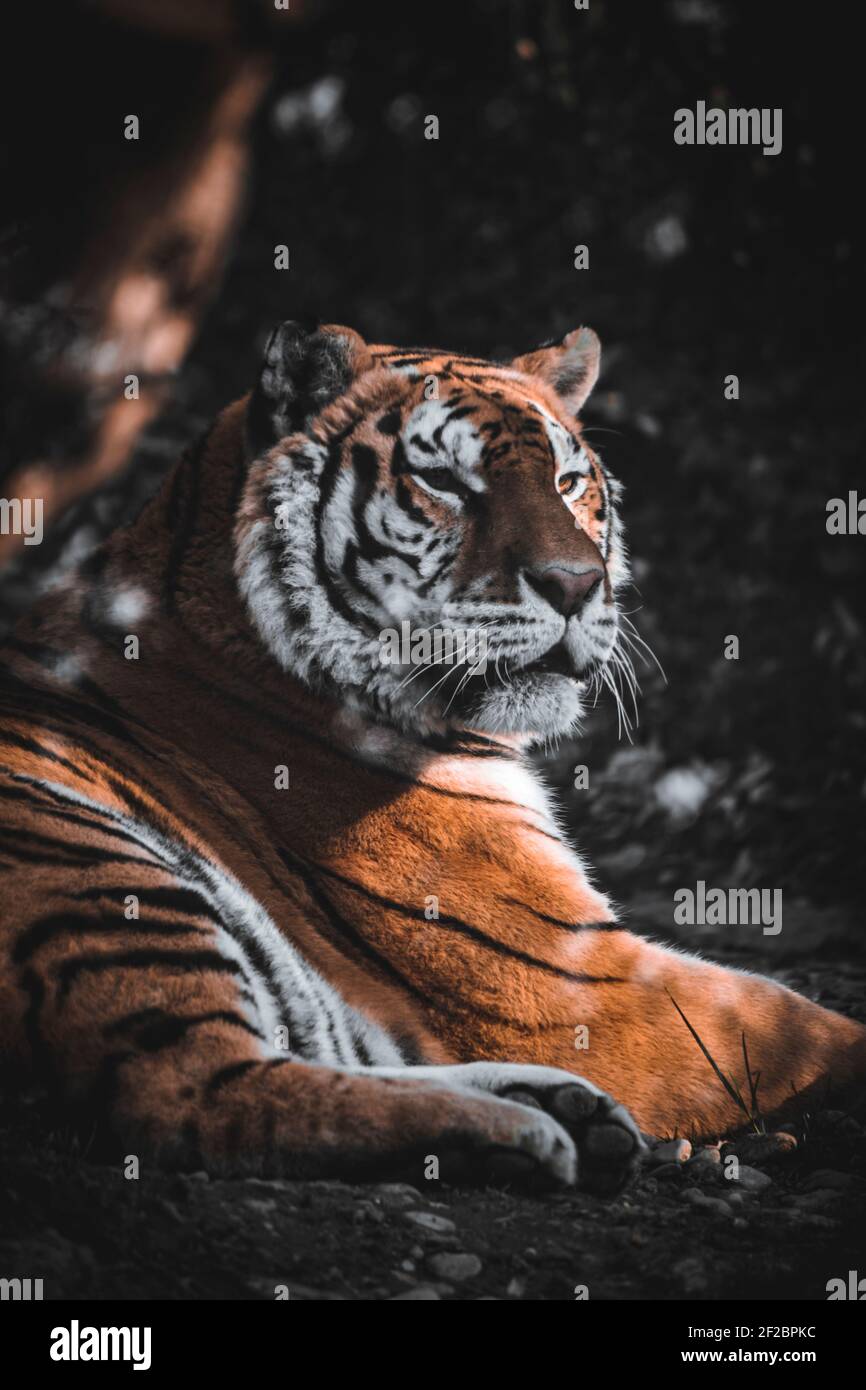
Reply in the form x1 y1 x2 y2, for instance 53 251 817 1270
423 469 456 490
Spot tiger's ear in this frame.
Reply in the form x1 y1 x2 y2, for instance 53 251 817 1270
246 320 373 456
511 327 601 415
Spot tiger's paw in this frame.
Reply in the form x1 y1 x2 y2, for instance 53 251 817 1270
437 1102 578 1190
453 1061 646 1196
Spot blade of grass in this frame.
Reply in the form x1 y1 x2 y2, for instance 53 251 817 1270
666 990 752 1121
741 1031 764 1133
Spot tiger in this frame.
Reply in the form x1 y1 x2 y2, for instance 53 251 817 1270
1 319 863 1195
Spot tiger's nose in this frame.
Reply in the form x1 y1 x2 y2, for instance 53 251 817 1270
525 564 604 618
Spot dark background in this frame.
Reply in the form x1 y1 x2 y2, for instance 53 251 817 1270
181 0 866 943
8 0 864 935
2 0 865 1301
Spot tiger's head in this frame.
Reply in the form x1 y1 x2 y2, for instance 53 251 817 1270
235 321 631 741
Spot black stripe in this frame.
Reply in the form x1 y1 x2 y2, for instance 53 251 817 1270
274 845 435 1006
0 824 145 862
205 1059 260 1095
350 1031 374 1067
0 659 157 751
500 898 626 933
0 842 147 870
0 797 153 853
0 640 138 729
0 727 95 779
72 883 217 919
390 1031 430 1066
5 741 303 1034
309 861 624 985
104 1007 264 1050
377 352 495 369
55 948 247 1003
309 423 381 636
13 912 212 966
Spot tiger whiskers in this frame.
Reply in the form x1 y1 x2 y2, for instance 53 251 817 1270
610 644 640 730
442 654 487 717
600 660 634 742
619 612 667 682
586 607 666 742
413 638 490 712
390 620 498 696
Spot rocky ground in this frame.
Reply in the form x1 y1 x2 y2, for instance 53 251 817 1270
1 960 863 1303
1 5 863 1302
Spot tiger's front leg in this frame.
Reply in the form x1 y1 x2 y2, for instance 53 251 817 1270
4 856 642 1190
476 922 866 1140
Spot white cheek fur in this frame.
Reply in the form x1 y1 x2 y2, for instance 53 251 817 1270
235 419 629 741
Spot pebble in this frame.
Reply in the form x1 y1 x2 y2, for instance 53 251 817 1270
728 1164 773 1193
721 1131 797 1165
672 1255 709 1294
427 1252 482 1282
650 1138 692 1165
653 1162 686 1181
786 1213 841 1230
685 1147 723 1184
682 1188 733 1218
244 1197 277 1217
373 1183 422 1210
784 1190 840 1211
390 1286 441 1300
688 1145 721 1167
404 1211 456 1234
802 1169 857 1193
353 1200 385 1225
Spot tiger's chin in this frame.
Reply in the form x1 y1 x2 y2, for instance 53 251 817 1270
458 672 585 738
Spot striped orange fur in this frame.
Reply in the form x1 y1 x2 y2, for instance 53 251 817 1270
0 321 862 1189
